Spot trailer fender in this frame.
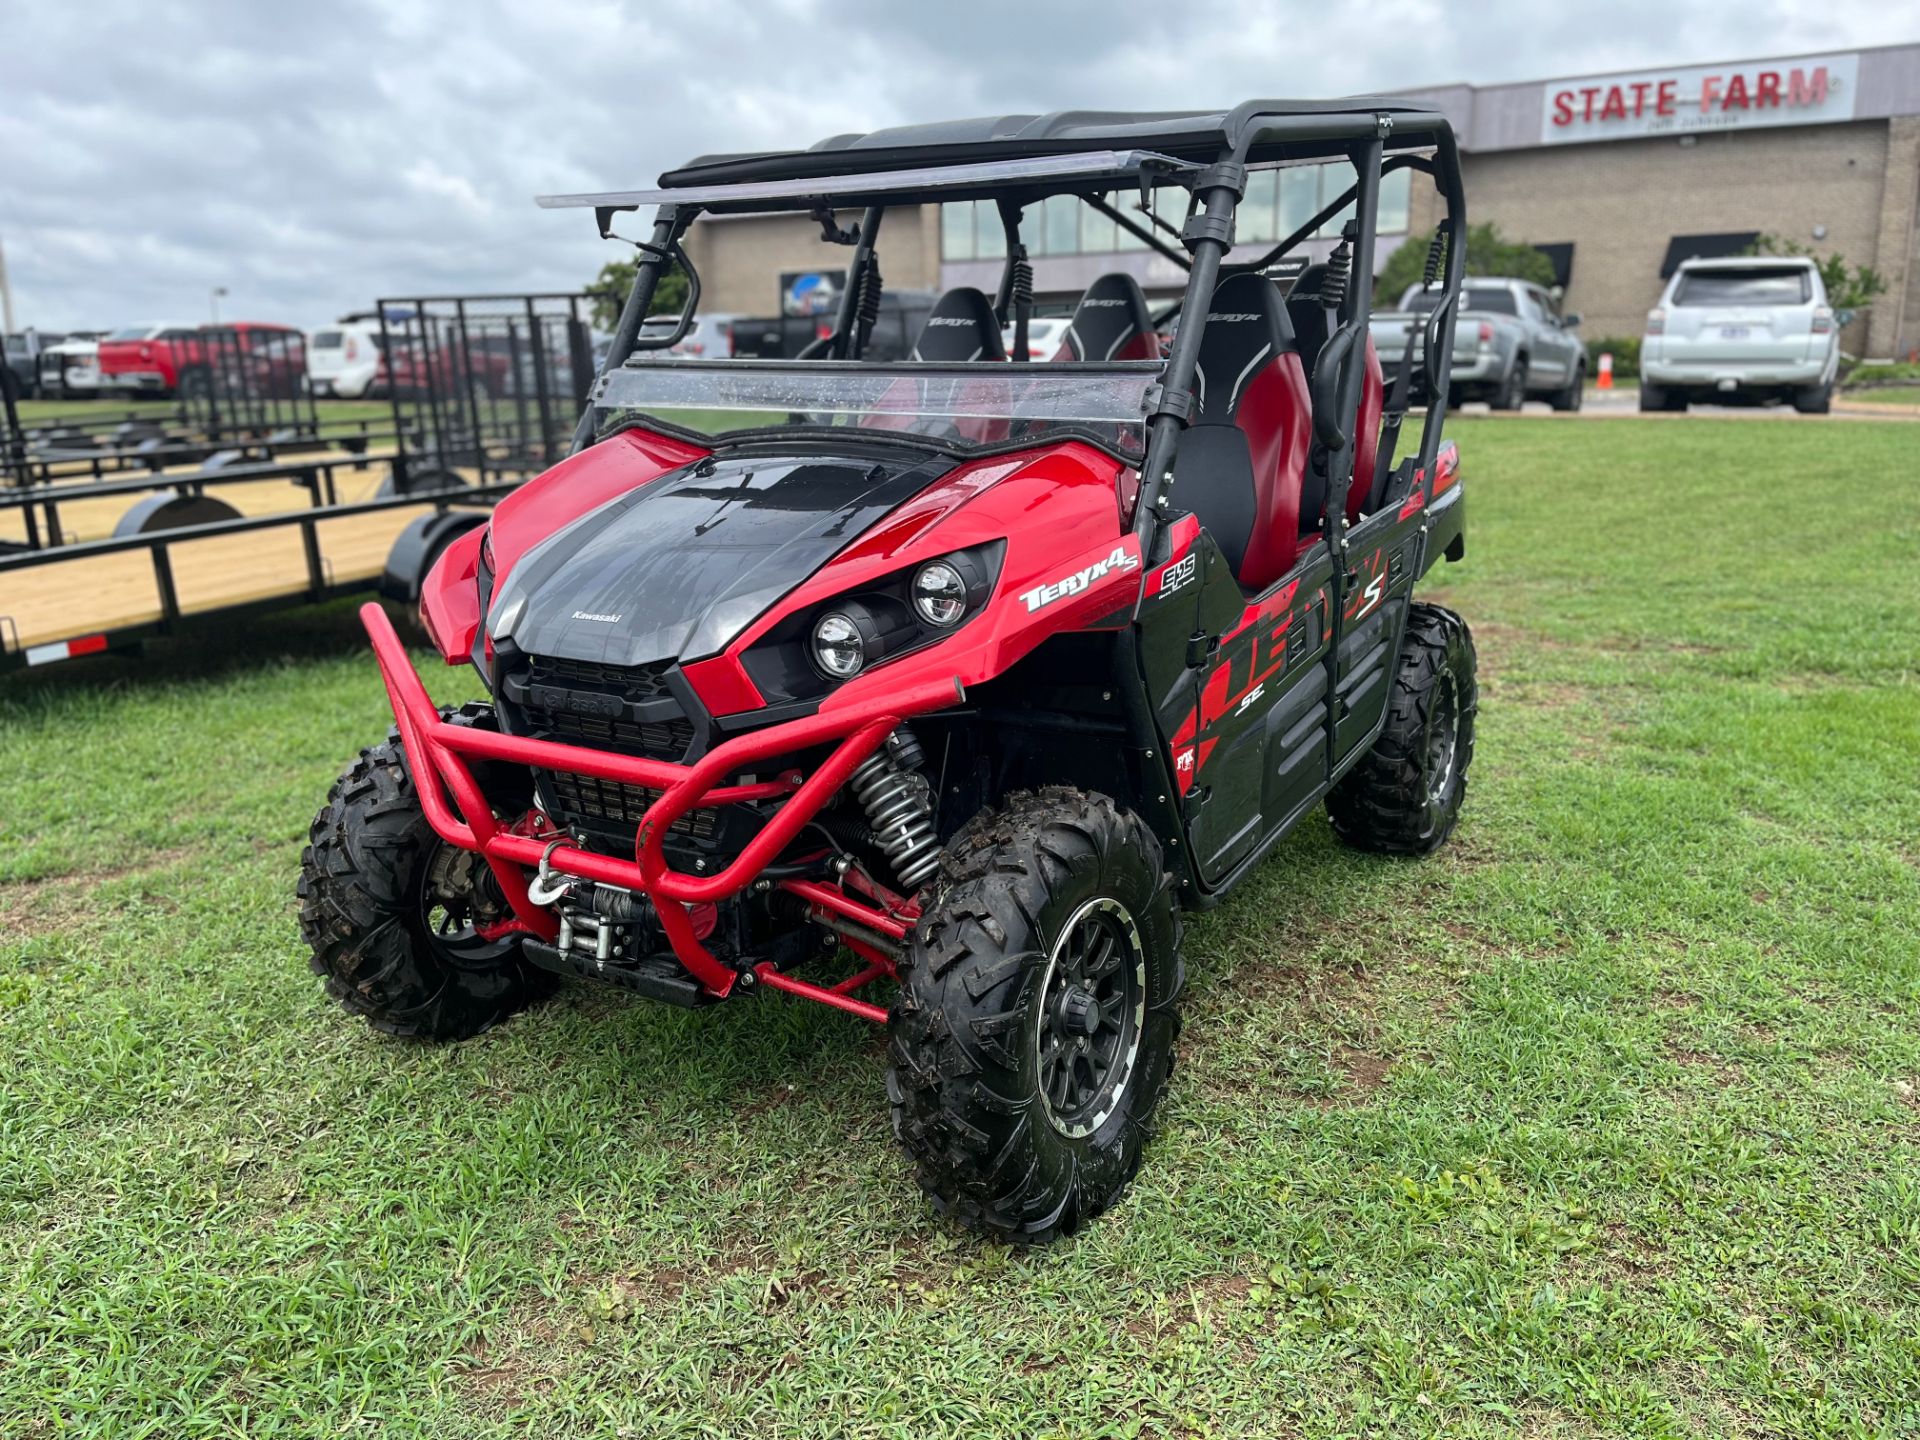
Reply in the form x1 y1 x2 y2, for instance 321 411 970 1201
380 509 489 607
112 493 243 536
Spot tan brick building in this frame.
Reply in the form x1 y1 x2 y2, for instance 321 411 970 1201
679 44 1920 359
1400 44 1920 357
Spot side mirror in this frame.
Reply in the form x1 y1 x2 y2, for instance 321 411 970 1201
1562 312 1583 329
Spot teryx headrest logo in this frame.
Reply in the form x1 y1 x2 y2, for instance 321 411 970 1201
1018 545 1140 613
926 316 976 327
1079 298 1129 308
1207 312 1261 322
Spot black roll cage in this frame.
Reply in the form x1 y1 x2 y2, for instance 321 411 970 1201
567 104 1467 572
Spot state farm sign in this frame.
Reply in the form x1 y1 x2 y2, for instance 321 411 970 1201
1539 54 1859 145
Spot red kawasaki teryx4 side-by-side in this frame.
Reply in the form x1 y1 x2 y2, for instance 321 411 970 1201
300 101 1480 1243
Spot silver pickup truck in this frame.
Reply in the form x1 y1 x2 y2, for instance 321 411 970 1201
1369 278 1587 411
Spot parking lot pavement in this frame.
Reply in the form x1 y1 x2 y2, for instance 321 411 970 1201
1455 387 1920 421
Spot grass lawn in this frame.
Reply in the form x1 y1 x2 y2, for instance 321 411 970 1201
1838 388 1920 410
3 417 1918 1437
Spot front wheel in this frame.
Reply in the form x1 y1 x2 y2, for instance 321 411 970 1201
1326 604 1478 855
1550 364 1586 412
298 704 556 1039
889 788 1184 1244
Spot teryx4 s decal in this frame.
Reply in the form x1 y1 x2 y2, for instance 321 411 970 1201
1019 544 1141 613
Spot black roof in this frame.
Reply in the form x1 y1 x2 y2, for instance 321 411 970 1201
660 99 1449 189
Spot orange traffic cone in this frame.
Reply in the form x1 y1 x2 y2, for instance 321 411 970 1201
1597 353 1614 391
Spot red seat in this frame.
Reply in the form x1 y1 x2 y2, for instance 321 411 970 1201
1051 273 1160 363
1173 272 1312 592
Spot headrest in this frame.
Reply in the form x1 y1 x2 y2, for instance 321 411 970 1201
1059 272 1154 362
910 288 1006 362
1287 263 1335 301
1192 272 1294 420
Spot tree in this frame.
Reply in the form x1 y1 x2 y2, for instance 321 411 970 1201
587 254 690 332
1375 221 1557 307
1745 234 1886 320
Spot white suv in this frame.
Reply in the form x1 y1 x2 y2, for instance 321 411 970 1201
306 321 387 398
1640 257 1838 414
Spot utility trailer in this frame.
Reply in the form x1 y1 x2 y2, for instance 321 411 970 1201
377 294 604 488
1 293 598 673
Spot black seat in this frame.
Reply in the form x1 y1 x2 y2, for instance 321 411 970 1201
1175 272 1311 592
1054 273 1157 362
909 287 1007 362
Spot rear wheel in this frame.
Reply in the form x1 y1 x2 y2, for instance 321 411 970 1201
1793 382 1832 415
176 367 210 404
1638 380 1685 413
1327 604 1478 856
1491 359 1527 411
889 788 1183 1244
298 704 555 1040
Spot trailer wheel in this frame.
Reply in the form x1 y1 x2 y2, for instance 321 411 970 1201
889 788 1183 1244
1326 603 1477 856
298 704 556 1040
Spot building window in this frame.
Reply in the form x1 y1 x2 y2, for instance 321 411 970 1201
939 167 1413 263
1240 167 1280 244
1080 201 1117 253
1376 168 1411 236
1044 194 1079 255
1276 166 1320 241
942 202 976 261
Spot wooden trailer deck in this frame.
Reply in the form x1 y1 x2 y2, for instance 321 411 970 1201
1 503 435 651
0 453 398 548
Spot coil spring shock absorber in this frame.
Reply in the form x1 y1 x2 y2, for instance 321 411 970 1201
848 727 941 891
852 257 884 355
1319 222 1355 311
1422 225 1448 289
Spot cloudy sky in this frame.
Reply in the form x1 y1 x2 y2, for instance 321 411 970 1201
0 0 1902 331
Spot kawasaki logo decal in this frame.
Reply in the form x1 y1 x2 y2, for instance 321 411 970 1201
1018 545 1140 613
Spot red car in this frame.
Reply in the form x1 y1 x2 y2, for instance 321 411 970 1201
97 321 304 400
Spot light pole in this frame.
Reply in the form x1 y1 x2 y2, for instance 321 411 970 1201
210 286 229 324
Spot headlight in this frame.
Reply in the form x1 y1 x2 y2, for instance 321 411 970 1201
811 612 867 678
911 561 969 627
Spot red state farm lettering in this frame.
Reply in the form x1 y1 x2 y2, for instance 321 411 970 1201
1553 65 1832 127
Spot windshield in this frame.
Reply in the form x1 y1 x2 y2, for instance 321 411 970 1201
1674 267 1811 307
594 360 1158 459
107 326 156 341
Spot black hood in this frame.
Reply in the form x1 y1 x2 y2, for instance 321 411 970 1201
489 447 957 667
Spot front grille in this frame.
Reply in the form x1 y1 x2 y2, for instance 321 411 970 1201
528 654 674 702
536 708 695 757
511 653 711 849
545 772 719 842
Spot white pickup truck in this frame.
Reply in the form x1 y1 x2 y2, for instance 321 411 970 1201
1370 278 1587 412
1640 256 1838 413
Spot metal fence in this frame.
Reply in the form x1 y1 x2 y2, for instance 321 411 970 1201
181 326 320 441
375 294 605 491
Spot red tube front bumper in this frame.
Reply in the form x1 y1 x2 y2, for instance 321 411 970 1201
362 603 954 1000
